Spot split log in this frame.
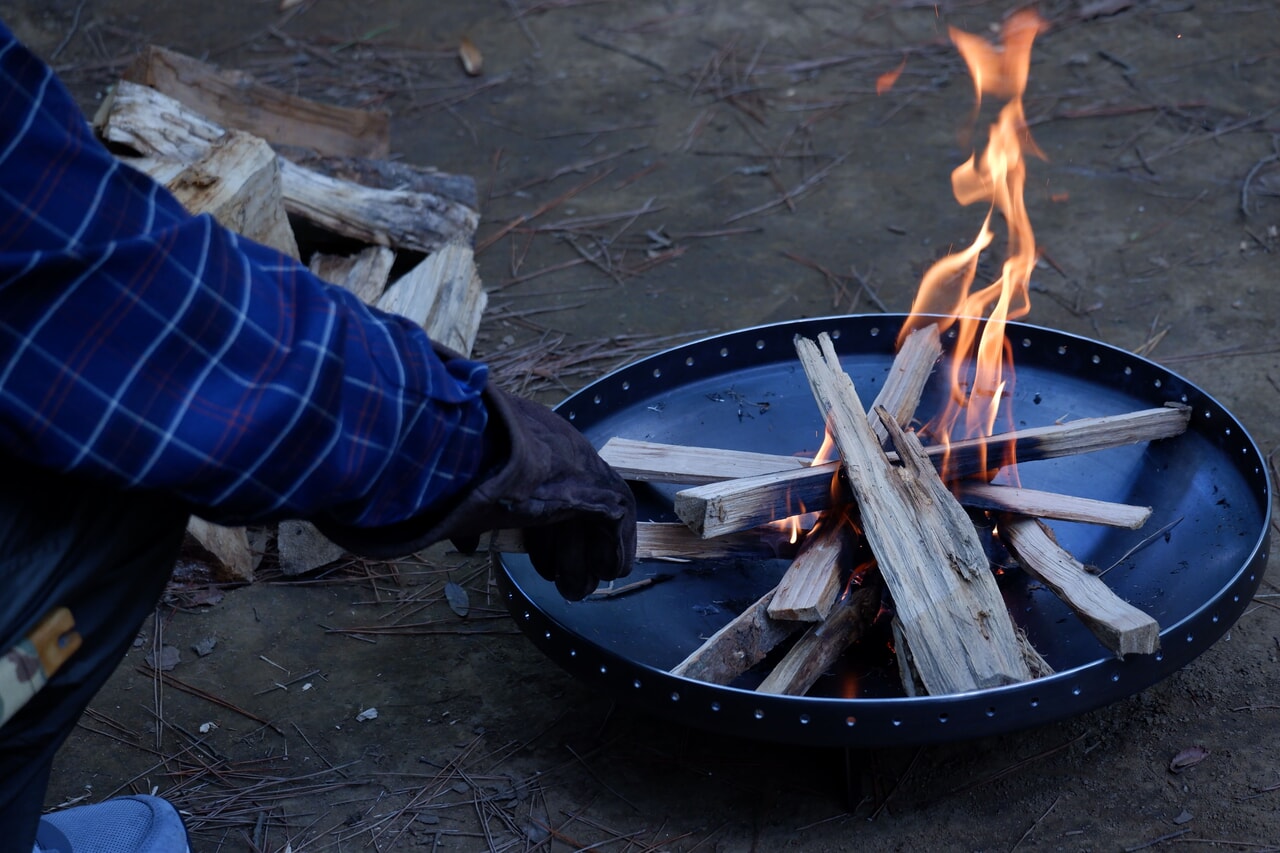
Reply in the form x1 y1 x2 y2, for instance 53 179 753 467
795 332 1036 693
129 131 299 259
998 515 1160 656
490 522 800 562
767 519 854 622
669 589 803 685
756 584 881 695
185 517 260 583
677 465 835 538
600 437 812 485
123 45 391 158
309 246 396 305
674 404 1189 537
955 482 1151 530
277 520 347 576
95 81 479 254
866 323 942 447
377 239 487 357
601 324 941 485
278 157 479 254
767 324 941 623
277 147 478 211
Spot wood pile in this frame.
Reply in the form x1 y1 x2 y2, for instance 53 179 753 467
92 46 486 581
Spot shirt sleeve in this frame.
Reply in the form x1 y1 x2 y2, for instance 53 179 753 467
0 23 491 529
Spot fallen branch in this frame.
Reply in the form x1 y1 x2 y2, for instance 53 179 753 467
955 482 1151 530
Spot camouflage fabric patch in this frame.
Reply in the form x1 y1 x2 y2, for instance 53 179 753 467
0 639 48 729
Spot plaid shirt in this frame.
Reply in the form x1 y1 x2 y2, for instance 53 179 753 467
0 23 490 529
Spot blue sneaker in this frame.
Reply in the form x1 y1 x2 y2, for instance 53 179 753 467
33 795 189 852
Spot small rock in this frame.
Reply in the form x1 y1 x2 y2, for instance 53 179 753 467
145 645 180 671
1169 745 1210 773
445 581 470 618
1173 809 1194 825
355 707 378 722
191 637 217 657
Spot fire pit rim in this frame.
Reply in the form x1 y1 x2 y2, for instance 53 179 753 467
494 314 1272 747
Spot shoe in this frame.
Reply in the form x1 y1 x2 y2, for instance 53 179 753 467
33 795 189 853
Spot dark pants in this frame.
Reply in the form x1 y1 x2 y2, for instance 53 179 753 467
0 456 188 845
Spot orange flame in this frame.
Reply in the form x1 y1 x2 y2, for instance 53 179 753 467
770 428 844 544
897 9 1048 480
876 56 907 95
812 428 839 465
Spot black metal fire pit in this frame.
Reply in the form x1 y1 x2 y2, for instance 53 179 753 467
494 315 1272 747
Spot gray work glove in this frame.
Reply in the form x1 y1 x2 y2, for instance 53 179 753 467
319 383 636 601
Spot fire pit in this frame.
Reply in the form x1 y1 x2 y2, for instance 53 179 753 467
494 314 1271 746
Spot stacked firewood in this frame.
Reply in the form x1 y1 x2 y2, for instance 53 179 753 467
92 46 486 581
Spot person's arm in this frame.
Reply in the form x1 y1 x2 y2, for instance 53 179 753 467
0 23 490 530
0 22 634 598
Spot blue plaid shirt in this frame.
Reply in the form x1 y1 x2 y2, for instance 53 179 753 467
0 23 490 529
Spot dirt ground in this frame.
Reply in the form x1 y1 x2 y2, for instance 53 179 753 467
6 0 1280 850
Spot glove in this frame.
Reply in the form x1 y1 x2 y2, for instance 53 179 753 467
319 382 636 601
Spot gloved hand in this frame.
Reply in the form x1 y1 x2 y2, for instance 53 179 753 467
319 382 636 601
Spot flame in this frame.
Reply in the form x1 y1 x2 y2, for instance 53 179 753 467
769 431 842 545
787 507 803 545
812 428 839 465
876 56 907 95
897 9 1048 480
767 502 818 545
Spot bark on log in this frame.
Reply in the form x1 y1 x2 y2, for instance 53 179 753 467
123 45 391 158
795 332 1036 693
998 515 1160 656
96 81 479 254
278 157 479 254
756 584 881 695
674 405 1189 538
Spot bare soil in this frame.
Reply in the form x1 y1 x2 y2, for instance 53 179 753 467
7 0 1279 850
